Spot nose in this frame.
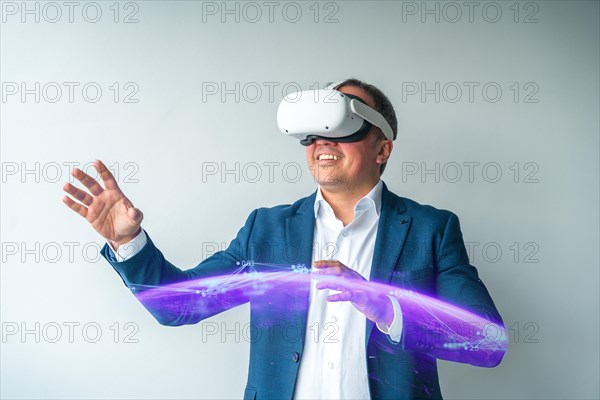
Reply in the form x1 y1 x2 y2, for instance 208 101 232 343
313 137 338 146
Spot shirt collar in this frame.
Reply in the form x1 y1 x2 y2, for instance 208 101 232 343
313 180 383 218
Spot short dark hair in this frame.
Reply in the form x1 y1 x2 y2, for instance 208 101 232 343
328 78 397 175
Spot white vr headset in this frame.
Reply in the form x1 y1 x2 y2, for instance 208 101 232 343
277 82 394 146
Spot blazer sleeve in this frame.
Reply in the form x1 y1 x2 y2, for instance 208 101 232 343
435 212 504 325
396 212 508 367
101 209 259 326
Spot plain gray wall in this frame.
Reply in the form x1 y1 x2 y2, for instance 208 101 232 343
1 1 598 398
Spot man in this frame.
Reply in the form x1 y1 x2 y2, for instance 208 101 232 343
63 78 505 399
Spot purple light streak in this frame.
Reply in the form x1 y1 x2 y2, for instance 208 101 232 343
131 261 507 367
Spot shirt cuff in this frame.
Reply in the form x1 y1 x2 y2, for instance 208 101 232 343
376 295 403 343
108 229 147 262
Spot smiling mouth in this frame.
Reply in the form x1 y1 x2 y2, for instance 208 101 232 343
317 154 341 161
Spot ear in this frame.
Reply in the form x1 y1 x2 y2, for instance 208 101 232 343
376 140 393 165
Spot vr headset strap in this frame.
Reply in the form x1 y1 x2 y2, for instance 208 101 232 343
350 100 394 141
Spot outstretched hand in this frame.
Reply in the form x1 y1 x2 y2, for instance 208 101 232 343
62 160 143 247
312 260 394 326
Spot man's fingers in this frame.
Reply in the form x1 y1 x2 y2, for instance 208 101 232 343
94 159 120 191
72 167 104 196
312 266 344 276
62 195 88 218
326 291 352 302
313 260 343 269
63 182 93 206
314 280 352 301
316 280 338 290
316 279 352 292
312 265 364 284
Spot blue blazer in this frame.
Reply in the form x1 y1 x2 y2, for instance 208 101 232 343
103 182 504 399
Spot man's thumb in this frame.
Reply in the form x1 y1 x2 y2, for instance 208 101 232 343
128 207 144 224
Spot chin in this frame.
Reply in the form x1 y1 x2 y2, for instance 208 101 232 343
318 178 343 188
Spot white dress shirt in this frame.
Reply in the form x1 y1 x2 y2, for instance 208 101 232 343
108 181 403 398
293 180 402 400
110 231 147 262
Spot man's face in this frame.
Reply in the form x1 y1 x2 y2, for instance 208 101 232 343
305 85 392 192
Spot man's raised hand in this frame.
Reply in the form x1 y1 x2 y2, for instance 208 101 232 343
62 160 143 247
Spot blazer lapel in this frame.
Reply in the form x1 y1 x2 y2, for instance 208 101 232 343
366 183 411 346
285 191 316 352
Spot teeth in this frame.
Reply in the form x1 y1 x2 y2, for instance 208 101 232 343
318 154 341 160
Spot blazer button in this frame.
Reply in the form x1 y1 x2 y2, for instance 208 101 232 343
292 352 300 363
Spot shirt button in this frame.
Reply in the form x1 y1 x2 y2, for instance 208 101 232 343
328 362 335 369
342 231 348 237
292 352 300 363
331 315 338 322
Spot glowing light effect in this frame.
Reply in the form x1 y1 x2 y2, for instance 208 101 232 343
131 261 507 367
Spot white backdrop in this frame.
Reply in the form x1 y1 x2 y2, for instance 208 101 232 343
1 1 599 399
